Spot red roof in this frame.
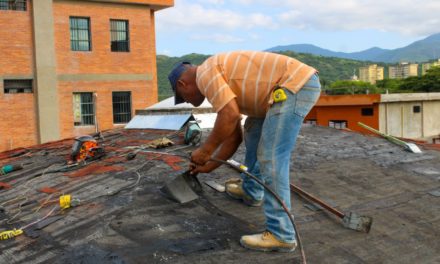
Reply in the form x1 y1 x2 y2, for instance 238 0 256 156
316 94 381 106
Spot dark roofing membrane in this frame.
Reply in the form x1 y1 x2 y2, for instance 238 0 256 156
0 126 439 264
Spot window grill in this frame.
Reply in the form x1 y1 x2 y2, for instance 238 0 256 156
305 119 317 125
110 19 129 52
3 79 33 94
0 0 26 11
413 105 421 113
70 17 91 51
329 120 347 129
112 92 132 124
73 93 95 126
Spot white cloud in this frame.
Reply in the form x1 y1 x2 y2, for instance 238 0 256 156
198 0 225 4
191 33 245 43
277 0 440 36
159 49 173 56
157 0 440 37
156 0 277 31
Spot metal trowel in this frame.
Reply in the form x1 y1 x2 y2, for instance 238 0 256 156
161 170 203 204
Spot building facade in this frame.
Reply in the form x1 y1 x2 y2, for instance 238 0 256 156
305 94 381 132
389 62 418 79
306 93 440 140
0 0 172 151
359 64 384 84
379 93 440 139
421 59 440 75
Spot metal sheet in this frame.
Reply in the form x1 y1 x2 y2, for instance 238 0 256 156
125 114 193 130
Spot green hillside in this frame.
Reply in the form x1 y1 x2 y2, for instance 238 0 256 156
157 53 210 100
156 51 388 101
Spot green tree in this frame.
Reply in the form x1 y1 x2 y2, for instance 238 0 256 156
327 80 378 95
376 79 403 93
399 67 440 92
156 53 210 101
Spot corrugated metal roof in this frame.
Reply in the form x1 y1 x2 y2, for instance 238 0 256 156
125 114 194 130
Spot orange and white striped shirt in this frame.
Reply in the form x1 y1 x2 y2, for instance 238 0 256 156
196 51 317 117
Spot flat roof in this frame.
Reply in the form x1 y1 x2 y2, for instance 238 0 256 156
315 94 381 106
381 92 440 102
1 126 439 263
84 0 174 10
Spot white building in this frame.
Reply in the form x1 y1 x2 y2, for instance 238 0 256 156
379 93 440 139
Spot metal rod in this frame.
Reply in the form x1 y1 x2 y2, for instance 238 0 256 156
290 183 344 219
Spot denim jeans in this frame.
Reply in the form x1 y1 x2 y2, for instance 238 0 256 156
241 73 321 243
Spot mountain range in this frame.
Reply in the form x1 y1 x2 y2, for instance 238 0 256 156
266 33 440 63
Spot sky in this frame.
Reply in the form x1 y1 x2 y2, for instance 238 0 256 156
155 0 440 57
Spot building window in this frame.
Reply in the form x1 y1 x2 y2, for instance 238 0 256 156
413 105 421 113
3 79 33 94
112 92 132 124
361 108 374 116
73 93 95 126
110 19 129 52
305 119 317 125
329 120 347 129
0 0 26 11
70 17 91 51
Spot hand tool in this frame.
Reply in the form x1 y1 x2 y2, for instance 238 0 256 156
160 170 203 204
70 135 105 164
358 122 422 153
290 183 373 233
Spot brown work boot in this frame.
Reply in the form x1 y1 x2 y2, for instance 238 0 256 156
240 231 297 252
225 178 262 207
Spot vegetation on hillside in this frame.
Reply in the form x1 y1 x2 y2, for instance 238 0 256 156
157 53 209 100
156 51 439 101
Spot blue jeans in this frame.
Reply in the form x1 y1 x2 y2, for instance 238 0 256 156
241 73 321 243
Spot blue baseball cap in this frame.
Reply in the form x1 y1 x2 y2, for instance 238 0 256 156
168 61 192 105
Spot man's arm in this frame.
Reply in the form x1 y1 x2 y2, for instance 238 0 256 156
191 120 242 174
191 98 241 166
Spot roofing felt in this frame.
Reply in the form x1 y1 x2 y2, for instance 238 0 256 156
0 126 439 263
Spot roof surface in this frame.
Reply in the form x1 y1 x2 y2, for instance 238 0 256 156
316 94 381 106
0 126 439 264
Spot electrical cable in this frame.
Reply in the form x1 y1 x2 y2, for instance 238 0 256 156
210 158 307 264
19 206 58 230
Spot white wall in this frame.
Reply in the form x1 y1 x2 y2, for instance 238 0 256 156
379 93 440 139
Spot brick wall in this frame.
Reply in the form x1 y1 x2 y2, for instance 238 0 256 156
0 0 163 152
53 1 158 138
58 80 155 138
0 0 38 151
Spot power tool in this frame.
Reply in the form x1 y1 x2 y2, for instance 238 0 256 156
70 135 105 164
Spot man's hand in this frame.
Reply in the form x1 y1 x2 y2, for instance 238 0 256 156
190 161 217 174
191 147 211 166
189 99 242 175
